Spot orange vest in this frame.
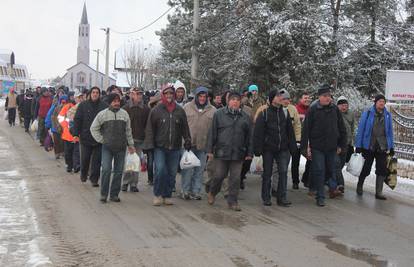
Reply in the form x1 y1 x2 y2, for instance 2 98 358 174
58 103 76 142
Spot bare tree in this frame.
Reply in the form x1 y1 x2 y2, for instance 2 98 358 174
122 41 153 88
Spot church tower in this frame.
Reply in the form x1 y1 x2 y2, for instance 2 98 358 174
77 3 90 65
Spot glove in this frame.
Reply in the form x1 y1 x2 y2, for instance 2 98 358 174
184 141 191 151
389 148 395 157
355 147 362 154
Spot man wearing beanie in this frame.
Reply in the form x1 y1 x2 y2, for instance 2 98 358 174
355 94 394 200
207 91 253 211
247 84 266 116
336 96 355 193
91 93 135 203
253 90 297 206
182 86 216 200
144 84 192 206
72 87 108 186
301 84 347 206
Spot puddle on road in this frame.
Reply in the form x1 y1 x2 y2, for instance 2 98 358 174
199 212 247 231
316 235 388 267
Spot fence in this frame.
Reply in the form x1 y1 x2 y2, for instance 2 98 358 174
389 105 414 161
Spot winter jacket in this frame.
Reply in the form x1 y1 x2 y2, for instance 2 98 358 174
301 101 347 153
183 100 216 151
16 94 25 112
72 99 108 146
144 103 191 150
58 103 77 142
37 96 53 118
247 95 266 117
5 92 17 109
45 104 57 132
355 105 394 151
207 107 253 160
174 80 188 107
122 100 150 142
253 105 297 156
90 107 134 152
341 110 355 145
23 97 33 118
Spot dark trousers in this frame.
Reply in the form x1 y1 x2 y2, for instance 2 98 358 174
291 147 301 184
240 159 252 180
335 146 348 187
209 159 243 205
24 116 32 131
345 145 354 163
301 160 312 188
38 117 46 144
359 150 388 181
80 143 102 183
311 149 337 200
53 132 64 156
8 108 16 125
64 141 80 170
145 149 154 183
262 150 290 202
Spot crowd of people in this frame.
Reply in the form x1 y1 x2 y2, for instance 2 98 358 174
3 81 395 210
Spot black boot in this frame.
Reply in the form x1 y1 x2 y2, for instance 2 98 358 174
121 184 128 192
356 177 364 196
375 175 387 200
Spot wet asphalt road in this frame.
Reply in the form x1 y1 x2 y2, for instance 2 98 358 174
0 117 413 266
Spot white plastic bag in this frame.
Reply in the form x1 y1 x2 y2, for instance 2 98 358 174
250 156 263 173
3 111 8 120
124 152 141 173
346 153 365 177
180 150 201 170
30 119 38 132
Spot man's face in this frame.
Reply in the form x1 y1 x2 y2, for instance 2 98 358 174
198 93 207 105
338 103 349 113
376 99 386 110
176 88 185 100
319 93 332 106
90 89 100 101
281 98 290 107
251 90 258 95
58 91 64 98
131 91 143 103
111 98 121 109
300 94 311 106
271 95 282 106
228 97 241 109
214 95 222 104
164 91 174 103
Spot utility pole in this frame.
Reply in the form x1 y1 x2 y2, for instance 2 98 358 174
102 27 110 90
191 0 200 89
93 49 100 87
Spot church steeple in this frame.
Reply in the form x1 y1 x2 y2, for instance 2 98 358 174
77 2 90 65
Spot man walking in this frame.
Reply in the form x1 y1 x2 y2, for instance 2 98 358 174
207 91 253 211
35 88 53 145
144 84 191 206
182 86 216 200
72 87 108 186
301 84 347 206
122 87 150 192
254 90 297 206
90 93 135 203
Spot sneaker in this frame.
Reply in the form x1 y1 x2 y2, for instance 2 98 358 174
228 203 242 211
163 198 174 205
74 167 80 173
100 196 107 203
121 184 128 192
263 200 272 206
130 186 139 192
110 196 121 202
153 197 162 206
91 182 99 187
277 199 292 207
329 189 342 199
375 194 387 200
190 194 202 200
66 168 73 173
338 186 344 194
207 192 215 205
356 182 363 196
316 199 325 207
292 183 299 190
181 192 191 200
80 176 87 182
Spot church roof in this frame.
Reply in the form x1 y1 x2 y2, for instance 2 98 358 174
62 62 116 81
81 2 88 24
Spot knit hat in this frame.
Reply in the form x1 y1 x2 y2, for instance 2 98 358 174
317 84 333 95
278 89 290 99
228 91 241 100
106 93 121 104
248 84 259 92
194 86 208 96
374 94 386 103
268 90 278 103
337 95 348 105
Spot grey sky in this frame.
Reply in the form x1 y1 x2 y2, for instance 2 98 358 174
1 0 170 79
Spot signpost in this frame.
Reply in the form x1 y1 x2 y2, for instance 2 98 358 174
385 70 414 101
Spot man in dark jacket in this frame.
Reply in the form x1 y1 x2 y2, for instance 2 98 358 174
35 88 53 145
301 84 347 206
23 91 34 132
72 87 108 186
121 87 150 192
206 91 253 211
254 90 297 207
144 84 191 206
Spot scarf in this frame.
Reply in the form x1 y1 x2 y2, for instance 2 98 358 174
161 93 176 113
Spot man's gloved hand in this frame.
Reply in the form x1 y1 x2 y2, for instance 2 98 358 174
184 141 191 151
355 147 362 154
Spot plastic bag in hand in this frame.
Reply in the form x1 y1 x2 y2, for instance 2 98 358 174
346 153 365 177
31 119 38 132
124 152 141 173
180 151 201 170
3 111 8 120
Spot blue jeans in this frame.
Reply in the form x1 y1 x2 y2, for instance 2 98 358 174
181 150 207 195
311 149 337 200
153 148 181 198
101 145 126 198
262 150 290 202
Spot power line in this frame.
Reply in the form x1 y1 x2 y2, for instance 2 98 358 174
111 7 174 35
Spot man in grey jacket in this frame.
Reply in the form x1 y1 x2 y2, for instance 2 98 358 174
90 93 135 203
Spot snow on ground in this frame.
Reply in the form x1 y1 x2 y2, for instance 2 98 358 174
0 98 5 108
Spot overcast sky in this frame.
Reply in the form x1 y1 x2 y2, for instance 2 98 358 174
1 0 170 79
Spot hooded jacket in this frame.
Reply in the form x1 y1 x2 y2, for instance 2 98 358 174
122 100 150 142
174 80 187 107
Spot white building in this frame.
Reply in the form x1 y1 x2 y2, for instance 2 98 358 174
0 50 30 93
60 3 115 91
